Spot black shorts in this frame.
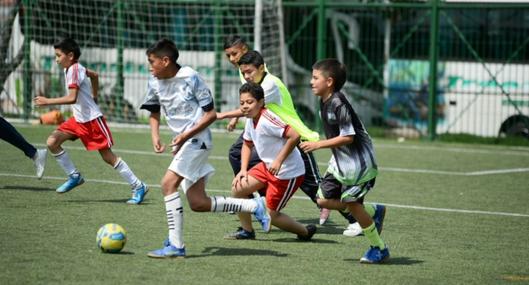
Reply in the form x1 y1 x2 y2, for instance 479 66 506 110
318 173 376 203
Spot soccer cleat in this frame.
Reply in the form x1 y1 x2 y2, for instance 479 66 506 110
56 173 84 193
297 224 317 241
319 208 331 225
127 182 149 205
343 222 364 237
224 227 256 240
360 246 390 264
33 148 47 179
147 243 186 259
253 196 271 233
373 204 386 234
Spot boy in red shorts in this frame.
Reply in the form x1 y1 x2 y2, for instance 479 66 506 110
34 37 147 204
227 82 316 240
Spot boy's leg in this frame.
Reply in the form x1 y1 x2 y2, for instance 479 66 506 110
0 117 37 159
148 170 186 258
347 202 389 264
98 148 148 204
47 130 85 193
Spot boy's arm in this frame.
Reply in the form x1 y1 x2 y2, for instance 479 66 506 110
217 108 244 120
149 111 166 153
268 127 300 175
170 108 216 153
233 140 253 189
34 88 78 106
86 69 99 103
299 135 354 153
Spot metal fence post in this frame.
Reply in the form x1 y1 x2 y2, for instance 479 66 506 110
22 0 32 121
115 0 124 120
428 0 440 140
316 0 326 60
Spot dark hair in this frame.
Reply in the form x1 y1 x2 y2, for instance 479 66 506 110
239 82 264 101
146 38 179 64
237 50 264 68
312 58 347 91
223 35 248 50
53 37 81 60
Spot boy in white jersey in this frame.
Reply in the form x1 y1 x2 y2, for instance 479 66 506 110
227 82 316 240
300 58 389 264
141 39 269 258
34 37 148 204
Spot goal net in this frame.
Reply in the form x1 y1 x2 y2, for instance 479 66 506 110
1 0 285 123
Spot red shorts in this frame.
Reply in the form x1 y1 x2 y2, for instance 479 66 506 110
248 162 304 211
58 116 114 151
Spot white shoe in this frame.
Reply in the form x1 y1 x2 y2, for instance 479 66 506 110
343 222 363 237
32 149 47 179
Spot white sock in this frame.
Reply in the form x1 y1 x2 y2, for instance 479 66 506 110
113 158 141 189
165 191 184 248
210 196 257 213
53 150 77 176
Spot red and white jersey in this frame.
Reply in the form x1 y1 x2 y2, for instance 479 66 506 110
243 108 304 179
64 63 102 123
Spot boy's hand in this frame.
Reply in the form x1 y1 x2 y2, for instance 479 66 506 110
33 96 48 106
299 141 320 153
169 133 188 155
152 138 166 153
268 160 282 176
232 170 248 191
226 117 238 132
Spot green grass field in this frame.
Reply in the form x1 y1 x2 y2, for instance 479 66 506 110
1 124 528 285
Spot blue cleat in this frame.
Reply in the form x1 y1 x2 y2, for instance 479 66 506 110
360 246 390 264
56 173 84 193
147 243 186 259
127 182 149 205
253 196 271 233
224 227 256 240
373 204 386 234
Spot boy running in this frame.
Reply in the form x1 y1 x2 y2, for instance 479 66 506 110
141 39 269 258
34 37 147 204
300 59 389 264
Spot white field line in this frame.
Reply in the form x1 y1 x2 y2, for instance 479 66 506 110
2 172 528 218
30 144 529 177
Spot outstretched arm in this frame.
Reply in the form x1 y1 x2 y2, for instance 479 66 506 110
34 88 78 106
299 135 353 153
217 108 244 120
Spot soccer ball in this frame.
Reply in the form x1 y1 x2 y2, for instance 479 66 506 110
96 223 127 253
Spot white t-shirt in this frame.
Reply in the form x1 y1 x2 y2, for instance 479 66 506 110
142 66 214 147
243 109 304 179
64 63 102 123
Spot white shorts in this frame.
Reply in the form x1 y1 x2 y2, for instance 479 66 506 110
168 139 215 193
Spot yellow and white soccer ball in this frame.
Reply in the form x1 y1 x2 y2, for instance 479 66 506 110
96 223 127 253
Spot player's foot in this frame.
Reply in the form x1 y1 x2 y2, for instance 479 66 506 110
253 196 271 233
360 246 390 264
56 173 84 193
343 222 363 237
319 208 330 225
297 224 317 241
147 243 186 259
32 148 47 179
224 227 256 240
127 182 149 205
373 204 386 234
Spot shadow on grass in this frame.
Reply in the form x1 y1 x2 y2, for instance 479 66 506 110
0 185 55 192
101 251 135 255
271 237 337 244
188 246 288 259
64 199 153 205
343 256 423 265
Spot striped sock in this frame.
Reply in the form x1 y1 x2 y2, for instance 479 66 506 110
165 192 184 248
210 196 257 213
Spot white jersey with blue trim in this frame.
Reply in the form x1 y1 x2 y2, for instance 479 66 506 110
142 66 214 147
